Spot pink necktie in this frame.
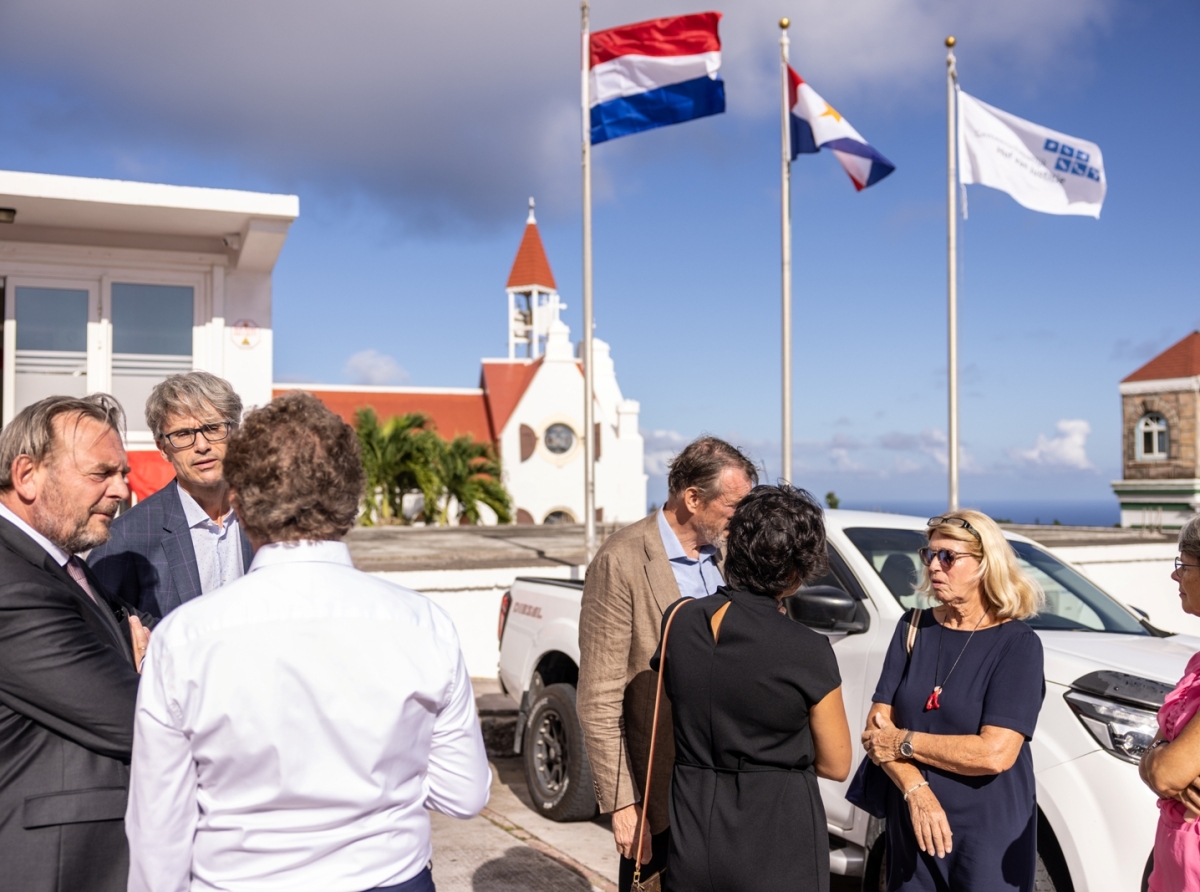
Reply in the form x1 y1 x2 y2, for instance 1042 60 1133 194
66 556 100 605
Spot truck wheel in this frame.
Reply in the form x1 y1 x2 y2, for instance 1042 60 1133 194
861 818 886 892
522 683 598 822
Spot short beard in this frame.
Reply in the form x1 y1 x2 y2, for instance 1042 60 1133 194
695 516 728 551
31 480 117 554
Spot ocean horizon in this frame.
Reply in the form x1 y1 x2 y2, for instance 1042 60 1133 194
837 499 1121 528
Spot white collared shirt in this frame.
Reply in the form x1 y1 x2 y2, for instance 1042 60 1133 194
125 539 491 892
176 486 245 593
0 501 70 567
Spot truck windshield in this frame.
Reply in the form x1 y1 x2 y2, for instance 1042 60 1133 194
842 527 1148 635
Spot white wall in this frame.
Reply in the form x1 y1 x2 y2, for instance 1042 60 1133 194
1050 543 1200 636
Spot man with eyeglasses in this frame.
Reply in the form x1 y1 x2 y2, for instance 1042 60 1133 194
89 372 252 617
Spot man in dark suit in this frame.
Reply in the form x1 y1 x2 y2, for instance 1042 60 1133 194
89 371 252 617
0 393 152 892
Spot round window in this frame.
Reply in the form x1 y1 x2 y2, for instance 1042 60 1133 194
544 423 576 455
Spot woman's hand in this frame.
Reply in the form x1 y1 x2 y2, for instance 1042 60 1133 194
862 711 906 765
906 783 953 858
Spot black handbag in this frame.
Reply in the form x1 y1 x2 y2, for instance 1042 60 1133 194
845 608 922 819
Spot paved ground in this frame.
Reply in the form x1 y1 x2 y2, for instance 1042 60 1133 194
433 681 860 891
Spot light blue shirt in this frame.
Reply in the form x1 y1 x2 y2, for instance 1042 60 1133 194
177 486 245 594
657 508 723 600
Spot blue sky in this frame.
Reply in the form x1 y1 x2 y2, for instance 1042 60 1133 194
1 0 1196 513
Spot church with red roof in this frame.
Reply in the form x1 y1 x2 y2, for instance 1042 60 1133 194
277 200 647 525
1113 331 1200 528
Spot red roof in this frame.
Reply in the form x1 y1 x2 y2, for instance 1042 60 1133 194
1123 332 1200 383
278 387 493 443
506 221 557 292
480 359 542 436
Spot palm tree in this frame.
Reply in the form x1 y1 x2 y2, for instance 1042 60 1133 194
354 408 441 524
432 435 513 526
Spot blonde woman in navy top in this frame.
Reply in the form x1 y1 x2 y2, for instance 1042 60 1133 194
862 510 1045 892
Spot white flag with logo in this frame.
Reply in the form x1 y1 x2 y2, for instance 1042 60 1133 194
958 90 1106 218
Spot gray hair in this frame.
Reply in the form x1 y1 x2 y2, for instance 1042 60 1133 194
145 372 243 439
1180 515 1200 561
0 394 125 491
667 436 759 500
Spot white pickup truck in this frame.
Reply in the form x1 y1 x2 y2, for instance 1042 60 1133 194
497 510 1199 892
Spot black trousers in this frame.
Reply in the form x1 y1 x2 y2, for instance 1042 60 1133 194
619 828 670 892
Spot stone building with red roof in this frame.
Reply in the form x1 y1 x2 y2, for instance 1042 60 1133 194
1113 331 1200 528
278 200 647 525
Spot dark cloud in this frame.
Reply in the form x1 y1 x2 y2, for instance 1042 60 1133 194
0 0 1113 229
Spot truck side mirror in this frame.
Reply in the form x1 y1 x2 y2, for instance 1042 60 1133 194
784 585 869 634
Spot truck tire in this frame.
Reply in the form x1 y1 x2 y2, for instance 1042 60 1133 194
861 817 886 892
522 683 598 822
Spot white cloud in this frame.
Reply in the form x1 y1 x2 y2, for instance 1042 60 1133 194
642 429 690 478
0 0 1114 227
342 349 408 386
1012 419 1095 470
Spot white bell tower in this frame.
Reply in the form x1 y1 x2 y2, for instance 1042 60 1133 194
506 198 567 359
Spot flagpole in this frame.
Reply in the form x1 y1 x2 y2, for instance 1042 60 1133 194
779 18 793 485
582 0 597 559
945 36 959 512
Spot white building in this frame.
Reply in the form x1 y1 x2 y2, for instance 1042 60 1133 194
0 169 297 498
289 201 648 525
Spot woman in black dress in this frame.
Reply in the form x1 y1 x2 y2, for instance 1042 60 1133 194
653 484 852 892
861 510 1046 892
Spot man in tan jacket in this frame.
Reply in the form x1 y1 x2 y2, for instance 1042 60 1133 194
577 436 756 891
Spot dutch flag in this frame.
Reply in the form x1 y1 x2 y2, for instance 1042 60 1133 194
788 67 895 191
589 12 726 145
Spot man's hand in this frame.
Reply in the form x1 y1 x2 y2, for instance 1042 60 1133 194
612 803 653 862
129 616 150 674
862 711 905 765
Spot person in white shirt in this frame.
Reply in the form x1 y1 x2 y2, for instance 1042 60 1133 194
125 390 491 892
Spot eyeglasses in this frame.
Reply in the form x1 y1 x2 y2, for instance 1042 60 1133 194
928 515 981 541
918 546 977 568
162 422 236 449
1175 557 1200 574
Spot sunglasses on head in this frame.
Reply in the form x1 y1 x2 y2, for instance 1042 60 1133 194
927 515 982 541
918 547 976 568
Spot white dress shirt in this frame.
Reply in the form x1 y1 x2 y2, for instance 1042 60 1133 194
125 539 491 892
176 486 245 592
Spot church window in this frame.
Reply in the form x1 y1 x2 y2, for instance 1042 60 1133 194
544 423 575 455
1136 413 1169 461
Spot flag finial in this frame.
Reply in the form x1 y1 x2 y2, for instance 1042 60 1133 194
779 17 789 29
527 197 536 224
945 35 956 47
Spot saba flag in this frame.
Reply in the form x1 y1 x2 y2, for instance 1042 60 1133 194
788 68 895 191
590 12 725 145
958 90 1106 218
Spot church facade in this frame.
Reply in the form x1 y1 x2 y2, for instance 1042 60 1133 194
284 202 648 525
1112 331 1200 529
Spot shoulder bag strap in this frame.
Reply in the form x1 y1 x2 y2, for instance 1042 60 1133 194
905 607 922 657
633 597 694 875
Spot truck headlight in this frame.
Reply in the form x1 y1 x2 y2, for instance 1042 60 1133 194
1063 689 1158 763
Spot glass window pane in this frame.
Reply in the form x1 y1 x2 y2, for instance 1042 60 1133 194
1144 431 1154 455
842 527 1147 634
112 283 193 355
15 287 88 351
1158 430 1168 455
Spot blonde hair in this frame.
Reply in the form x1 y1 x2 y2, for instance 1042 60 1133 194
920 509 1044 620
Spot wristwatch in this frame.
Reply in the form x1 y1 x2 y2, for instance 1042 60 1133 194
899 730 915 759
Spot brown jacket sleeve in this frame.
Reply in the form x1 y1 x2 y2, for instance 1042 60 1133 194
577 550 639 814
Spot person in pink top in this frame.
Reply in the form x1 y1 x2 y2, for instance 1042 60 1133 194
1141 514 1200 891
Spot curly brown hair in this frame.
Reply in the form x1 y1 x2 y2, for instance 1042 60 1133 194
224 391 364 543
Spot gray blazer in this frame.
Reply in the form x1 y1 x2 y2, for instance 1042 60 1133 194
88 479 254 618
0 515 146 892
